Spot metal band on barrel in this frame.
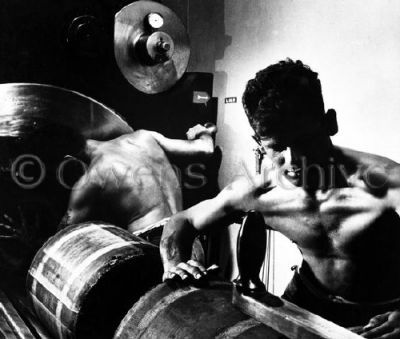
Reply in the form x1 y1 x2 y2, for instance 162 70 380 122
132 217 171 237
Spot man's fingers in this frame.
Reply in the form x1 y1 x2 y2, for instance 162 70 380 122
187 124 215 140
177 262 203 279
168 266 190 281
162 271 173 281
162 261 219 284
162 270 183 282
186 129 195 140
163 262 201 282
187 260 207 274
362 322 394 338
363 313 390 332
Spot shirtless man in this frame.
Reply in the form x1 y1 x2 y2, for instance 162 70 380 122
160 59 400 337
62 123 216 233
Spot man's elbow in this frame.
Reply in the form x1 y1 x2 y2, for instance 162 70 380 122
203 144 215 157
161 211 198 243
165 211 192 231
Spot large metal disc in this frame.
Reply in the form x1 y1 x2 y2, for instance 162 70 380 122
114 1 190 94
0 83 133 140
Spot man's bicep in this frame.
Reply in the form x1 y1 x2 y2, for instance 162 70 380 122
188 188 241 232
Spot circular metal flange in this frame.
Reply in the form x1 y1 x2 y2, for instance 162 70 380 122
114 1 190 94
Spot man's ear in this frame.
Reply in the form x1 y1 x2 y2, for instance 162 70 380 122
324 109 338 136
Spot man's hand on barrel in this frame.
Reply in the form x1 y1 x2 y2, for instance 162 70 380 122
357 310 400 338
160 225 211 283
163 260 219 284
160 213 219 283
162 259 207 282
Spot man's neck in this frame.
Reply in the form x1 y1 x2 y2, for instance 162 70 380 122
286 136 349 190
291 134 334 166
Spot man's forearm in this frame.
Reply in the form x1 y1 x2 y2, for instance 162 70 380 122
160 213 198 268
148 130 215 158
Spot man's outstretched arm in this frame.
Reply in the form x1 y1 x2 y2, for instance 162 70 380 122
147 123 217 158
160 176 272 281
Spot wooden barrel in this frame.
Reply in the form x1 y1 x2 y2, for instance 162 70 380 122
114 281 285 338
27 222 163 339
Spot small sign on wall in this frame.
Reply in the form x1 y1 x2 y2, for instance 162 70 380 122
193 91 210 104
225 97 237 104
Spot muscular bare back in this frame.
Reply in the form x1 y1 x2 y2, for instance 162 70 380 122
63 125 216 233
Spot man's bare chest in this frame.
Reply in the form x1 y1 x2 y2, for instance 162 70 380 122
262 185 399 253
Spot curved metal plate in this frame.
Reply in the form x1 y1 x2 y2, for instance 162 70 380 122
114 0 190 94
0 83 133 141
0 84 133 279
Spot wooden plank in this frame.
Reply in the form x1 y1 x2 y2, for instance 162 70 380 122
8 292 53 339
232 286 362 339
0 289 35 339
0 305 20 339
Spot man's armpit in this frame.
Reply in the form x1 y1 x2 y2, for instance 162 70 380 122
58 209 73 230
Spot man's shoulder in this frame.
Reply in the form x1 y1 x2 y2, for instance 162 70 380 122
336 146 399 169
127 130 159 146
218 175 271 206
337 146 400 193
122 130 168 158
85 154 135 183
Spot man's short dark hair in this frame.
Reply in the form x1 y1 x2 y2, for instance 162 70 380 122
242 59 325 137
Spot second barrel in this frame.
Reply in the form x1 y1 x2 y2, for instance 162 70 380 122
27 222 163 339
